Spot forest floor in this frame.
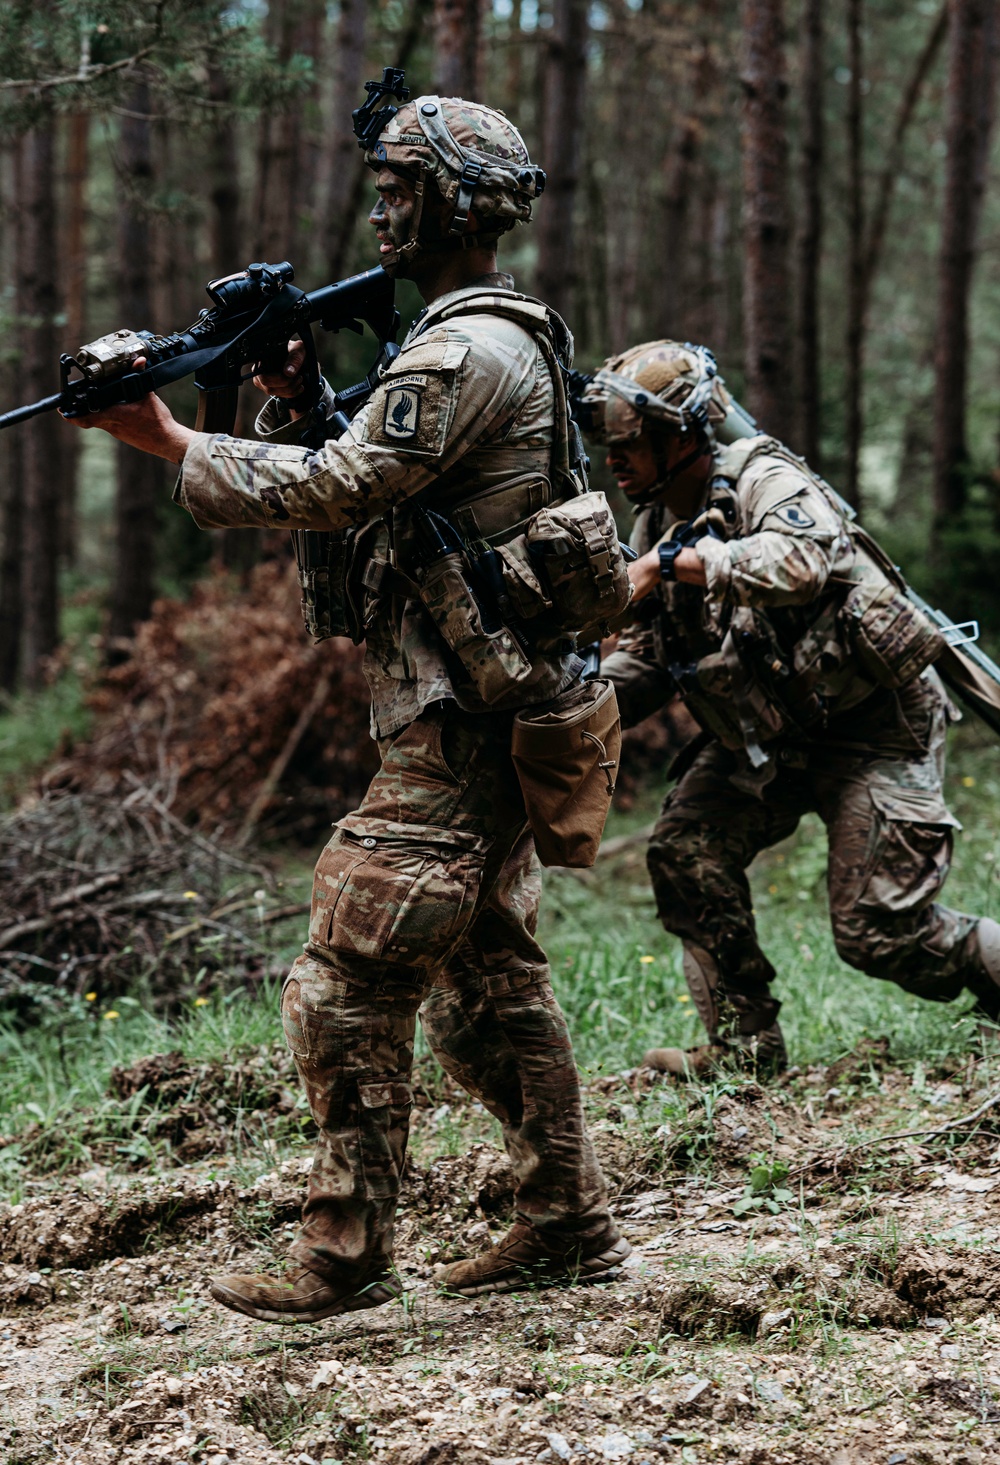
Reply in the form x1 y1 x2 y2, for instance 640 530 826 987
6 723 1000 1464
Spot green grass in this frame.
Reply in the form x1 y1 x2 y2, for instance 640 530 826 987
539 716 1000 1073
3 716 1000 1199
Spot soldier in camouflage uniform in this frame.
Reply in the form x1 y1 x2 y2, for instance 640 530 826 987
581 341 1000 1074
68 96 628 1320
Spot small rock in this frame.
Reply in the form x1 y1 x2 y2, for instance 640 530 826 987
163 1376 185 1402
25 1272 42 1286
755 1379 785 1403
680 1378 712 1406
596 1431 635 1459
159 1317 187 1334
939 1343 961 1359
758 1307 794 1337
547 1432 572 1461
310 1359 344 1389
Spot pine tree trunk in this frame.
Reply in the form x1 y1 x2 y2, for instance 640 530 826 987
739 0 794 437
208 68 241 272
253 0 324 268
796 0 823 465
20 121 62 687
433 0 484 96
108 84 162 656
933 0 999 525
843 0 865 509
323 0 368 281
61 110 89 567
0 141 24 692
537 0 589 321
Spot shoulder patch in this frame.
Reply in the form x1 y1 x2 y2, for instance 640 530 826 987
772 501 816 530
383 386 421 441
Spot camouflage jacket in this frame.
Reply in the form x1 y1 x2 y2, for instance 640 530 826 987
603 435 947 757
176 276 581 737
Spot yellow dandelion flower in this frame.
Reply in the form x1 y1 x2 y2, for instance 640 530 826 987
678 993 691 1003
962 776 976 788
194 997 209 1007
103 1010 120 1021
638 954 655 965
85 991 97 1002
183 890 199 900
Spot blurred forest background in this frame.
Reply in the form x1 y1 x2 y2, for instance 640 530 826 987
0 0 999 837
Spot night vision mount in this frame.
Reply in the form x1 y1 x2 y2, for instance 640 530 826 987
353 67 410 150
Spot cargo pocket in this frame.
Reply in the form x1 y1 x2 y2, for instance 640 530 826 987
358 1079 413 1198
856 784 961 913
312 817 487 967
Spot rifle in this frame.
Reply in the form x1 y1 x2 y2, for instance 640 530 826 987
0 260 401 440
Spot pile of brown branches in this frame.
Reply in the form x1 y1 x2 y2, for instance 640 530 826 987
0 787 305 1014
46 557 379 843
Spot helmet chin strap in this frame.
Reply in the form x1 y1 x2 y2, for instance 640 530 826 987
643 431 710 504
387 164 502 274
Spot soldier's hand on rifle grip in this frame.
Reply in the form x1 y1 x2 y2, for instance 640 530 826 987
252 337 308 414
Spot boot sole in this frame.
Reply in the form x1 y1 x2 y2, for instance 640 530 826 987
441 1236 633 1298
209 1278 400 1325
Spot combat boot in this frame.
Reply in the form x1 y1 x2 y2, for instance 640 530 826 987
209 1265 401 1324
436 1220 631 1297
642 943 787 1077
968 917 1000 1030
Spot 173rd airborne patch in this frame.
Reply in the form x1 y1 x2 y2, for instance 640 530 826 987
383 385 421 440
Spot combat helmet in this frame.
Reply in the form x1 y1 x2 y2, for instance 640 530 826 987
352 67 545 265
582 340 734 446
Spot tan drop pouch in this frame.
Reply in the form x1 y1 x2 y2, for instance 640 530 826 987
511 677 622 868
840 579 946 690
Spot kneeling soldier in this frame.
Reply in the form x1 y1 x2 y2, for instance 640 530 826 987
581 341 1000 1074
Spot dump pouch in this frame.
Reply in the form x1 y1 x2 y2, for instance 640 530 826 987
511 677 621 867
840 579 945 690
525 491 633 641
415 548 533 704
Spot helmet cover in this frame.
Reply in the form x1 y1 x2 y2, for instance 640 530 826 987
583 340 731 445
366 96 545 236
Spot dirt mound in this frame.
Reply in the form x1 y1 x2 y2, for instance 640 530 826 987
893 1244 1000 1318
0 1179 225 1270
406 1143 515 1222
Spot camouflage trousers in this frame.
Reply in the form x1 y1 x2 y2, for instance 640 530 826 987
280 702 611 1286
648 684 986 1030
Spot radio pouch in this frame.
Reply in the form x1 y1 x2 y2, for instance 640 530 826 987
511 676 621 867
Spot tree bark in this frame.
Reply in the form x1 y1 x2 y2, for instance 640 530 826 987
739 0 794 437
323 0 368 281
843 0 865 509
537 0 589 322
20 121 62 686
60 109 89 567
796 0 823 465
0 141 24 693
433 0 483 96
933 0 999 525
208 67 241 272
108 83 162 655
252 0 324 268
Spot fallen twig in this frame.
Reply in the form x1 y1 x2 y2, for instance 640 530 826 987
790 1088 1000 1179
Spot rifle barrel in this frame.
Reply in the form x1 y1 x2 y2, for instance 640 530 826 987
0 393 64 431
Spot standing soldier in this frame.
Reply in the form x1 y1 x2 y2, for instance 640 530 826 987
66 88 630 1320
580 340 1000 1075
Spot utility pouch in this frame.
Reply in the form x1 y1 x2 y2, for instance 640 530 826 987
416 548 533 704
840 580 945 690
524 491 633 641
291 529 354 642
511 676 621 867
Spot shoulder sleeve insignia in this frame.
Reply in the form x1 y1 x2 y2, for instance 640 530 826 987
383 385 421 441
771 501 816 530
